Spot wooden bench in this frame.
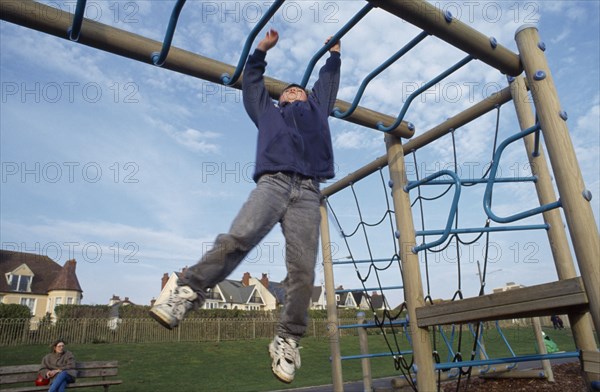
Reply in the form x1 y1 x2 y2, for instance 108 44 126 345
0 361 122 392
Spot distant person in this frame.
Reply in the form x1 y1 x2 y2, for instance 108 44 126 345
550 315 564 329
556 315 564 329
39 339 77 392
150 28 341 384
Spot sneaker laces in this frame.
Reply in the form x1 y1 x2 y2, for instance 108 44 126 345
276 336 301 369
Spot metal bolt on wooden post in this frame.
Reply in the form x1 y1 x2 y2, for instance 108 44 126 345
515 25 600 340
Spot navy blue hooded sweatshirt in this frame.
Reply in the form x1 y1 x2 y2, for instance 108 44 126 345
242 49 340 182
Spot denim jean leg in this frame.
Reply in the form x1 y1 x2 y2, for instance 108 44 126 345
181 174 291 295
48 372 73 392
278 178 321 340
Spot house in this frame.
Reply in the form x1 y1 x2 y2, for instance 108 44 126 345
310 285 326 310
358 291 390 311
0 250 83 321
155 270 277 311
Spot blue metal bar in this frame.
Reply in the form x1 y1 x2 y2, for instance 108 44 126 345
332 257 392 265
406 170 461 253
409 176 537 186
220 0 285 85
300 4 374 88
332 31 429 119
335 285 403 294
438 326 456 362
416 223 549 237
339 318 408 329
340 350 412 361
68 0 87 41
377 55 474 132
151 0 187 66
494 320 518 370
434 351 579 370
483 124 562 223
533 126 541 157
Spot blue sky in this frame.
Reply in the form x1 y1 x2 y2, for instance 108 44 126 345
1 1 598 306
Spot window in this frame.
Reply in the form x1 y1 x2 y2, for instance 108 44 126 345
54 297 62 310
20 298 36 314
248 293 263 304
7 274 31 292
67 297 73 305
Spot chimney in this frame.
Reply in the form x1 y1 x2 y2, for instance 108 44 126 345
242 272 251 287
260 273 269 288
161 273 169 290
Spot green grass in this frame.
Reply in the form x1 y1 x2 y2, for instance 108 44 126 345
0 327 580 391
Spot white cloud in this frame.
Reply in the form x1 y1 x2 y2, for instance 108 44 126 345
171 128 221 153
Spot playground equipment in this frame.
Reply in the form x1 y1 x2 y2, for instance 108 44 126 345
1 0 598 390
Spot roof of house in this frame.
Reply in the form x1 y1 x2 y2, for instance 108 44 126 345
266 281 286 305
0 250 82 294
218 280 260 304
311 286 322 302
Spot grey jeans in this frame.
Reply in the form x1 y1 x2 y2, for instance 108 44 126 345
181 172 322 340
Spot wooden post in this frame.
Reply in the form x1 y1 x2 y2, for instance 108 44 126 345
515 25 600 339
531 317 554 382
357 312 373 391
385 134 436 391
320 203 344 391
509 75 598 366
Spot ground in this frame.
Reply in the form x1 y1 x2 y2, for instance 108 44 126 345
440 362 588 392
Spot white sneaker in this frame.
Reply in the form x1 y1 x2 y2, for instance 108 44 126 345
149 285 198 329
269 335 301 383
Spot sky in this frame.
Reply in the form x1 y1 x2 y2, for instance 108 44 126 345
1 1 598 307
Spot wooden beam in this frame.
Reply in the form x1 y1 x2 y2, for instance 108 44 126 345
416 278 588 327
0 0 414 138
370 0 522 76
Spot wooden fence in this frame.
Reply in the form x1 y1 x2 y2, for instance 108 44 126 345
0 318 357 347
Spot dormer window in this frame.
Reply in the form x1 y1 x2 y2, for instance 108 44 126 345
5 264 34 293
6 273 32 292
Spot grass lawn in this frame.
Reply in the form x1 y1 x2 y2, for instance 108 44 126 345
0 326 580 391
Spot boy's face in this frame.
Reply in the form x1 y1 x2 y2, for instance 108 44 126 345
279 86 307 105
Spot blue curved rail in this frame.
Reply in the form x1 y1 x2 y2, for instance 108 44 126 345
377 55 474 132
151 0 187 66
68 0 87 41
416 224 549 237
332 31 429 119
300 4 374 88
483 123 562 223
405 170 461 253
220 0 285 85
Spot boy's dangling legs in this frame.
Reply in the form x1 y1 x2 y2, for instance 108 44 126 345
150 173 292 329
269 176 321 383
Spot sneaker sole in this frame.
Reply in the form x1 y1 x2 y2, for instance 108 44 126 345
268 343 294 384
149 308 176 330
